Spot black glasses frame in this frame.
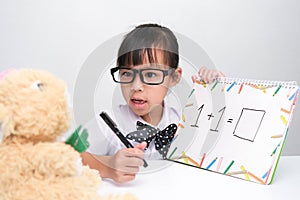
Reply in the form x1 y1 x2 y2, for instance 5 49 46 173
110 66 174 85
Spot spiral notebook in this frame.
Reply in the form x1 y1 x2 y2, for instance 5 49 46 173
167 77 298 184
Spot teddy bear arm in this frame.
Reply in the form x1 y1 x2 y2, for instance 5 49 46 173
31 142 82 178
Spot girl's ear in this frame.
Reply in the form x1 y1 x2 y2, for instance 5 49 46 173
170 67 182 86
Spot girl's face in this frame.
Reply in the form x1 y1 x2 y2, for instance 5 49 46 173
120 51 182 125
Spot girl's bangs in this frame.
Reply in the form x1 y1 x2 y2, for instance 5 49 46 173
119 48 174 67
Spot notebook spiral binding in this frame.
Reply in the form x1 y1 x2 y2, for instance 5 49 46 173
217 77 298 89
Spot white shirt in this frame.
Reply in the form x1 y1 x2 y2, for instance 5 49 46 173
85 102 181 159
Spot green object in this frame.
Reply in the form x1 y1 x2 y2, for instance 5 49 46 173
65 125 89 153
188 88 195 98
168 147 178 159
269 129 288 184
210 80 218 91
273 84 282 96
223 160 235 174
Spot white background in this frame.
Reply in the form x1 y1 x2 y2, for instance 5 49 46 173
0 0 299 155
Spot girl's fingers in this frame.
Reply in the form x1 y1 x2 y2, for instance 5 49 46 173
191 75 197 83
198 66 207 77
134 141 147 150
124 148 144 159
200 68 209 83
113 172 136 183
198 67 225 83
217 71 225 78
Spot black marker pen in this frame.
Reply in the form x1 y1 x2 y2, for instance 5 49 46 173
100 111 148 167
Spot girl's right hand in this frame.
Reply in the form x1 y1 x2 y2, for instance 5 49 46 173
107 142 147 183
192 66 225 84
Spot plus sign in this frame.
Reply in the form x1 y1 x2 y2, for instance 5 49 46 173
207 113 214 120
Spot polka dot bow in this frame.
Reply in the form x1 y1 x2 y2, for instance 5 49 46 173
126 121 177 159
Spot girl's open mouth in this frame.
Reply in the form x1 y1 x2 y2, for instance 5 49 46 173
131 98 146 104
130 98 148 109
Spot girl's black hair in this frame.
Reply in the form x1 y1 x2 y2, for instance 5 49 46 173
117 23 179 69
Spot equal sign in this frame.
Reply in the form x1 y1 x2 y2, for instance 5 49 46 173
227 119 233 123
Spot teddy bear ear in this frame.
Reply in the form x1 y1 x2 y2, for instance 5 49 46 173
0 68 17 81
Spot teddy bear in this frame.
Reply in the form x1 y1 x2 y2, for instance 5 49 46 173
0 69 137 200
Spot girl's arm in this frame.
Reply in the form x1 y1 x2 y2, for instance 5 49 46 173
81 142 146 183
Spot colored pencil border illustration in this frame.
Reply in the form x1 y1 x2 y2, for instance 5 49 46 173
168 150 274 185
167 78 298 185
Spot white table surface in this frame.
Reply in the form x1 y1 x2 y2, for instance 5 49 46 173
98 156 300 200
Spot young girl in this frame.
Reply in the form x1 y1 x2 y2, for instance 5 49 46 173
81 23 224 183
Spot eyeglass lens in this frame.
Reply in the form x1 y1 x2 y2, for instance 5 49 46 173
117 68 165 84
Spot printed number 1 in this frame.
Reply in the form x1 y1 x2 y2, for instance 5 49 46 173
191 104 204 128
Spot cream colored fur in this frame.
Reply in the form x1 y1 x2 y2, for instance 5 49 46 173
0 69 136 200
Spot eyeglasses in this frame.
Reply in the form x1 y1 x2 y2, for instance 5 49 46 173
110 66 174 85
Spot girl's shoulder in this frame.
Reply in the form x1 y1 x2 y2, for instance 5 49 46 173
164 100 181 118
157 102 181 130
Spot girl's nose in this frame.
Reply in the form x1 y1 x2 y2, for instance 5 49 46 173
131 74 144 91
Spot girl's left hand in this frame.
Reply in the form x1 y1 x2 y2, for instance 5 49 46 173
192 66 225 84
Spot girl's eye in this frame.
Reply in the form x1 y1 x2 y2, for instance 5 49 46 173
121 71 133 77
144 72 157 78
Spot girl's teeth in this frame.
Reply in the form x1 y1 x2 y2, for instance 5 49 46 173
133 99 145 104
